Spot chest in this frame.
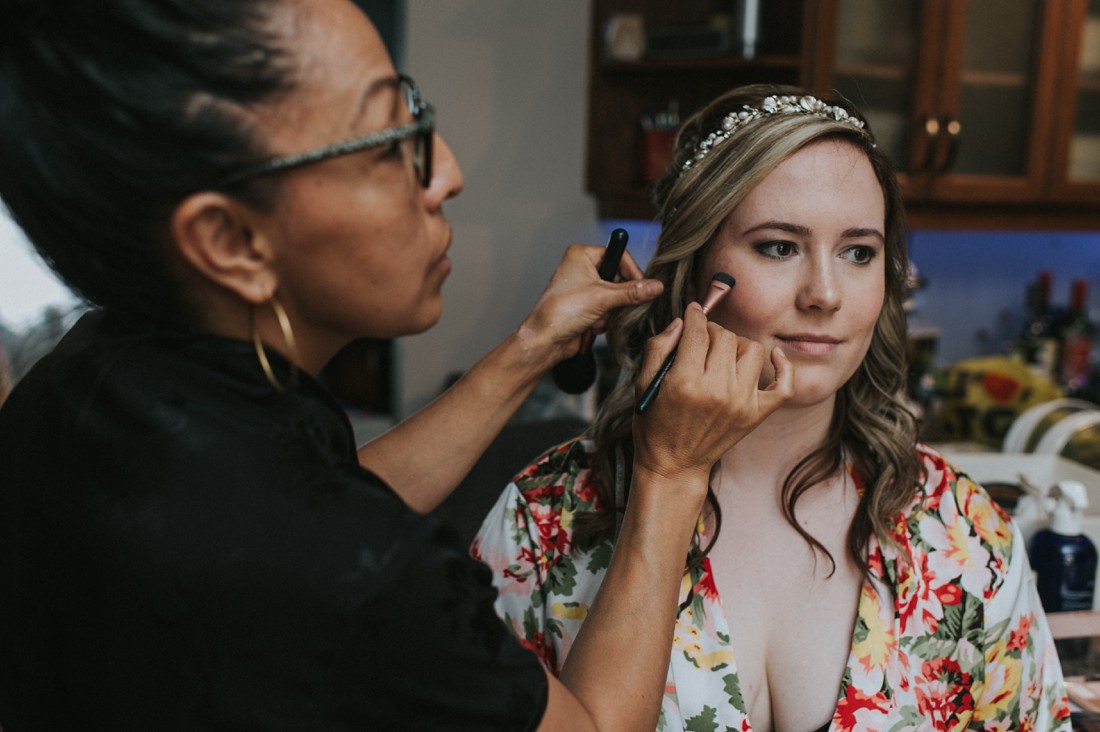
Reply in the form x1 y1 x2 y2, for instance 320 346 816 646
704 481 863 732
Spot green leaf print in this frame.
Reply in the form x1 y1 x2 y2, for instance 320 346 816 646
885 705 925 732
723 673 746 713
938 595 964 639
905 634 960 661
684 705 719 732
587 541 613 574
982 617 1010 647
960 590 984 639
521 606 540 638
548 553 578 596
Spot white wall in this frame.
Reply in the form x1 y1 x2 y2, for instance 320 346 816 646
400 1 601 415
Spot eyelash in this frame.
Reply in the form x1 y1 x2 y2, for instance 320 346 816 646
753 241 878 265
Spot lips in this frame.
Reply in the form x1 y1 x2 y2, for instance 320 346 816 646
776 334 842 355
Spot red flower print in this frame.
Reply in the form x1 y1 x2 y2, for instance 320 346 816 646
1007 614 1033 652
519 630 558 671
835 683 889 730
933 581 963 606
524 481 565 505
529 501 568 556
915 658 974 731
695 560 721 601
574 472 599 505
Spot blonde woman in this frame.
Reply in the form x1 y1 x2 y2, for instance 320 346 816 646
475 85 1070 732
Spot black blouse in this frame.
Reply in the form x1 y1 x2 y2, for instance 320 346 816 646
0 311 547 731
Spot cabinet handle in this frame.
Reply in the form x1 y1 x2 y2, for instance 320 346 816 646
919 116 940 171
940 117 961 171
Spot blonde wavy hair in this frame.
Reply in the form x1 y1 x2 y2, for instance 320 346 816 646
582 84 920 574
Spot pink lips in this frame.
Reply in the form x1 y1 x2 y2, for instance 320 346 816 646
777 334 841 356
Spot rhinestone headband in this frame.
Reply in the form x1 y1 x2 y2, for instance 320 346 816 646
682 94 866 171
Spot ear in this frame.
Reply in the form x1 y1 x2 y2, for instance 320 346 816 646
169 192 277 305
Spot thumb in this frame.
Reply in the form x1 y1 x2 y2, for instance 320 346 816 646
612 278 664 307
759 346 794 411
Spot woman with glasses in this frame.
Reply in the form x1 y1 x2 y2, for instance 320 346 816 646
0 1 791 729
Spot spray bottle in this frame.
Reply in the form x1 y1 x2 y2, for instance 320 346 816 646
1028 479 1097 614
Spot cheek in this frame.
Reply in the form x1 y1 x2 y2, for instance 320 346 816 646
711 282 781 337
854 285 886 338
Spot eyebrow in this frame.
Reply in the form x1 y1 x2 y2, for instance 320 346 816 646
742 220 885 242
350 75 402 131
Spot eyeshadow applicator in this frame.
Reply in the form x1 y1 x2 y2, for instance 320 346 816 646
635 272 735 414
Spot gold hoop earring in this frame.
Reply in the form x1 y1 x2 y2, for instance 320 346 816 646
250 297 300 393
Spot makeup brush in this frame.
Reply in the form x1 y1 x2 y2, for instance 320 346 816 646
635 272 735 414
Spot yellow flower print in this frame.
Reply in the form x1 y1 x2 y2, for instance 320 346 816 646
853 584 896 672
695 648 735 670
974 639 1023 720
959 477 1012 554
550 602 588 621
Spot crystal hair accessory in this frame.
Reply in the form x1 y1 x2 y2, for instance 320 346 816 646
682 94 866 171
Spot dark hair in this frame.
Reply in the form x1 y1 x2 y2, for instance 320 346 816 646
0 0 296 326
584 84 920 576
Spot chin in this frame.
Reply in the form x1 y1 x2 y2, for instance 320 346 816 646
409 302 444 336
788 379 846 408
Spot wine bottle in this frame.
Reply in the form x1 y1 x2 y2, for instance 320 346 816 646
1061 278 1095 391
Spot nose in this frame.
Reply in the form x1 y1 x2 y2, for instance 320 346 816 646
796 248 841 312
425 132 464 207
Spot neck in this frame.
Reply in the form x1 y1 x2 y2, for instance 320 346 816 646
718 396 838 494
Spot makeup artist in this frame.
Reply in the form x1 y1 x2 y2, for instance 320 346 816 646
475 84 1071 732
0 1 795 729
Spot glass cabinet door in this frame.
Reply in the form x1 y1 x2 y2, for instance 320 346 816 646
830 0 924 173
1067 0 1100 185
928 0 1059 200
947 0 1042 177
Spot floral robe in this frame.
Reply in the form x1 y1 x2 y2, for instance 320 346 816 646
472 441 1071 732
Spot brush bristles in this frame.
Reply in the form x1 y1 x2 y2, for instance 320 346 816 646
712 272 735 287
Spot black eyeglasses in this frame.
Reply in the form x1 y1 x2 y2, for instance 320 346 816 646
217 74 434 188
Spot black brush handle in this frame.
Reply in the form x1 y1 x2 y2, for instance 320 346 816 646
552 229 629 394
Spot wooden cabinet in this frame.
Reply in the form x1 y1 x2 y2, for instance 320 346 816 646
586 0 1100 228
586 0 811 220
1051 0 1100 204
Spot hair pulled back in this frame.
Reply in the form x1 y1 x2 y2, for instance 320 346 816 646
0 0 296 326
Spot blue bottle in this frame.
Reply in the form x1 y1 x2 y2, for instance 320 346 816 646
1028 480 1097 660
